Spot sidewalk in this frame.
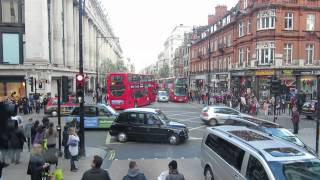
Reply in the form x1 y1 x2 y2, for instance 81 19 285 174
2 146 109 180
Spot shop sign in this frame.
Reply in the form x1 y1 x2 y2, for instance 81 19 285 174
313 70 320 75
231 71 245 76
255 70 275 76
245 71 254 76
281 70 293 75
218 74 228 79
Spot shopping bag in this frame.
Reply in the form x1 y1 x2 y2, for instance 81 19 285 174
54 168 64 180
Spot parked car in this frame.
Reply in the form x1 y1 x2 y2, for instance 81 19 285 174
44 97 79 117
200 106 252 126
223 116 316 155
65 103 118 129
109 108 188 145
157 90 169 102
301 100 317 119
201 125 320 180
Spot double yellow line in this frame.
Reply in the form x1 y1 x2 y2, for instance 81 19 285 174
107 150 116 160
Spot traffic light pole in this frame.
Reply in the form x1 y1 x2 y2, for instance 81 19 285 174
316 75 320 154
57 79 62 156
78 0 85 157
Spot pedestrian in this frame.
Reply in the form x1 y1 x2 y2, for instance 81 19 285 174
31 120 40 144
25 118 33 152
276 101 281 115
44 122 58 166
42 116 50 129
28 144 50 180
123 161 147 180
165 160 185 180
281 98 286 114
62 124 70 159
81 155 111 180
291 107 300 134
9 121 26 164
68 127 80 172
33 125 46 145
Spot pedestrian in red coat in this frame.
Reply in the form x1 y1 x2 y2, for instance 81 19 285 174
291 107 300 134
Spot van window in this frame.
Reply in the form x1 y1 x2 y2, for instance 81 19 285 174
205 133 245 171
246 155 269 180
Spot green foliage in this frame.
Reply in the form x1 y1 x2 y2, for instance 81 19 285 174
158 63 169 78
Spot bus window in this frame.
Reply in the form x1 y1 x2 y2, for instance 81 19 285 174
112 75 123 82
111 85 125 96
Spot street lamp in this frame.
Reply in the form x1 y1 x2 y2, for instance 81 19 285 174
207 38 212 105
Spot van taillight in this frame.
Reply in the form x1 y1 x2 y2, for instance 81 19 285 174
202 112 208 117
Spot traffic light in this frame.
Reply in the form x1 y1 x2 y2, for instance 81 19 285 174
76 74 85 102
28 77 34 92
270 78 282 95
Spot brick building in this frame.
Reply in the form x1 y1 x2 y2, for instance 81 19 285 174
190 0 320 102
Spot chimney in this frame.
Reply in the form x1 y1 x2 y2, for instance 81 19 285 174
208 15 216 25
215 5 227 19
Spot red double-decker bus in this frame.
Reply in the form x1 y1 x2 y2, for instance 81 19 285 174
106 72 157 110
156 77 188 103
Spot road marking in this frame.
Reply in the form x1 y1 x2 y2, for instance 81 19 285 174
189 125 206 131
188 136 203 140
105 134 112 145
165 112 199 116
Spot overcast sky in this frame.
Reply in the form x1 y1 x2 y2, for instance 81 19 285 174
102 0 238 72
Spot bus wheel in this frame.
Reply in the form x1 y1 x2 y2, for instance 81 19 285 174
134 102 138 108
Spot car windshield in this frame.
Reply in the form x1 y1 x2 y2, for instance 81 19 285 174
263 128 305 147
268 159 320 180
99 104 118 115
158 91 168 96
156 111 170 123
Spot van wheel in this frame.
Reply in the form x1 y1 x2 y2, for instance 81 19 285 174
169 134 180 145
51 111 57 117
134 102 138 108
117 132 127 143
204 167 214 180
209 119 218 126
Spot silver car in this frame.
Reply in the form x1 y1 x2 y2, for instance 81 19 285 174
200 106 251 126
157 90 169 102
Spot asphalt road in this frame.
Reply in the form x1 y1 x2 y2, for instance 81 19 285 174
19 102 319 179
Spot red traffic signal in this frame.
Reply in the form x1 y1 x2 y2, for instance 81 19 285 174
76 74 85 87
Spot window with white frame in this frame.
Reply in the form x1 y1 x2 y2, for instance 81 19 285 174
256 41 275 65
284 12 293 30
306 14 315 31
243 0 248 9
239 48 244 66
306 44 314 64
239 21 245 37
246 48 250 66
227 34 232 47
257 10 276 30
284 43 293 64
247 19 251 34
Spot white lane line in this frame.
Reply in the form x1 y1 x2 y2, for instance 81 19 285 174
165 112 200 116
189 136 203 140
105 134 111 145
188 125 206 131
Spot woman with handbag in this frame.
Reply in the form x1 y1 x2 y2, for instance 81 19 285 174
68 127 80 172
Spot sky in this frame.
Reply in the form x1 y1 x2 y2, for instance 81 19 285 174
102 0 238 72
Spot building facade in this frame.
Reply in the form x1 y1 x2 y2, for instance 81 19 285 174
0 0 122 100
190 0 320 102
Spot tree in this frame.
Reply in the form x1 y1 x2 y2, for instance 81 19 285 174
159 63 169 78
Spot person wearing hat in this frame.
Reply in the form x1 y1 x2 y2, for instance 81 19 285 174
24 118 33 152
291 106 300 134
165 160 185 180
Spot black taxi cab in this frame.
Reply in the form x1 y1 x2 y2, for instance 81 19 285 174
109 108 188 145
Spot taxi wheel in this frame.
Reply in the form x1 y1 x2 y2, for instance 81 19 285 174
169 134 180 145
117 132 127 143
51 111 57 117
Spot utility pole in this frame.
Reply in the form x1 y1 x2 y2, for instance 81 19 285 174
316 75 320 154
57 79 62 156
207 38 211 105
78 0 85 157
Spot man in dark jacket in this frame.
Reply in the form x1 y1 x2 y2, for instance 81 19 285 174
165 160 185 180
81 155 111 180
123 161 147 180
9 121 26 164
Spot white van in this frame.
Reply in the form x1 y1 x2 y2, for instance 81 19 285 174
201 126 320 180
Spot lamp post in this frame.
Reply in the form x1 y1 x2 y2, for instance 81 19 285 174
207 38 211 105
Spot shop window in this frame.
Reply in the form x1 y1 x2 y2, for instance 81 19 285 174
1 0 19 23
2 33 20 64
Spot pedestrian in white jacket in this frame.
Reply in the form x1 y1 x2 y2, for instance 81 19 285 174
68 127 80 172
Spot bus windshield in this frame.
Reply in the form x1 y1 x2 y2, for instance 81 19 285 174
174 86 187 96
